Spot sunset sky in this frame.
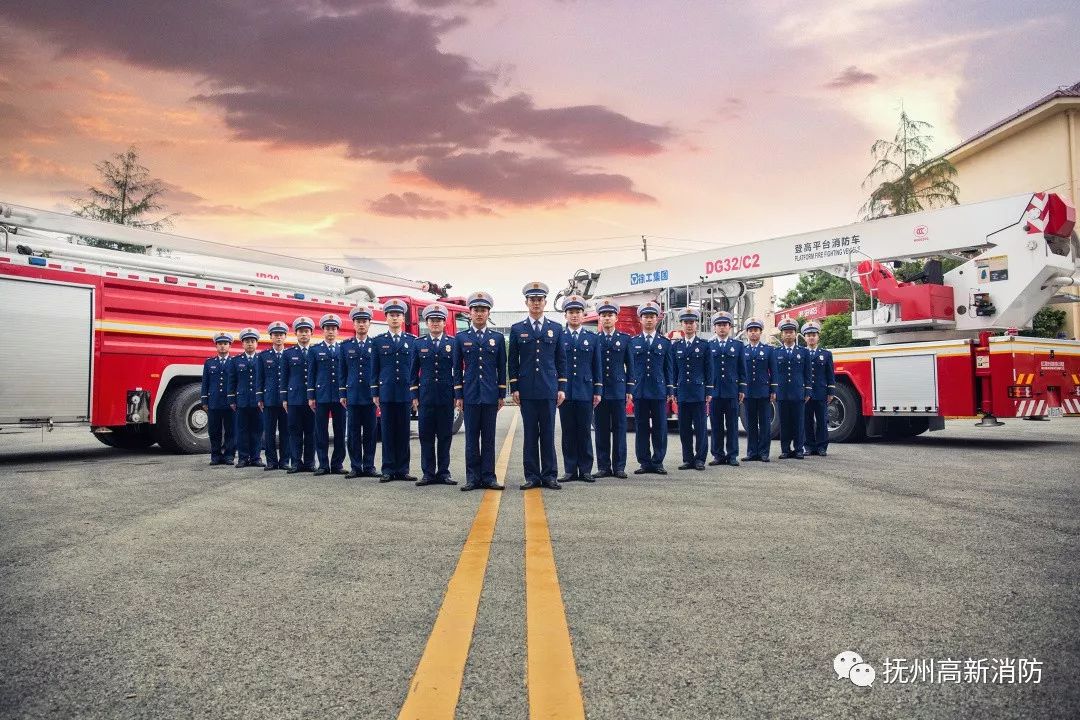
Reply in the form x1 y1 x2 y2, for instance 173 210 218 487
1 0 1077 306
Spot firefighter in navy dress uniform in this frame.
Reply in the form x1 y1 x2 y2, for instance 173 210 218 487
412 303 458 486
454 291 506 491
256 321 289 471
280 316 316 473
708 311 745 466
307 313 346 475
672 308 713 470
774 318 811 459
228 327 264 468
558 294 602 482
741 318 775 462
509 281 567 490
340 304 378 479
372 298 417 482
802 321 835 457
201 331 235 465
592 299 634 479
629 302 674 475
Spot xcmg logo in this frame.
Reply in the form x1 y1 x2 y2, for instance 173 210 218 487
256 272 281 280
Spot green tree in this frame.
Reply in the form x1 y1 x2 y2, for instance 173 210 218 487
72 146 174 252
1029 307 1066 338
818 312 868 348
780 271 869 310
860 110 959 220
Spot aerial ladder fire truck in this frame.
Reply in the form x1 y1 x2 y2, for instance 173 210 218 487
558 192 1080 442
0 201 470 451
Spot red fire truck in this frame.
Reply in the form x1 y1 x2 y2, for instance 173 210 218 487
0 202 469 452
559 192 1080 441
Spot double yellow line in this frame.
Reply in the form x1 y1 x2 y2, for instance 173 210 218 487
397 412 585 719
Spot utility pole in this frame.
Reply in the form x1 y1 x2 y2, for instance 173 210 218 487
641 234 648 261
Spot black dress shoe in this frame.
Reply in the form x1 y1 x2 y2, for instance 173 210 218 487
727 458 740 466
379 474 393 483
708 459 723 466
558 474 577 483
402 474 418 482
592 470 614 479
653 466 668 475
235 461 249 468
301 466 316 472
484 481 505 490
793 453 805 460
818 451 827 457
249 460 265 467
461 482 482 491
416 476 437 486
313 468 330 476
633 467 652 475
287 466 302 474
344 471 361 479
520 480 543 490
740 456 757 462
331 468 347 475
439 477 458 485
543 479 562 490
759 456 770 463
778 452 794 459
808 450 821 456
264 464 278 471
614 471 628 479
695 461 706 470
580 474 595 483
363 470 381 478
678 462 694 470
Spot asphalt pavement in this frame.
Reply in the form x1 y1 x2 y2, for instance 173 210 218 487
1 414 1078 719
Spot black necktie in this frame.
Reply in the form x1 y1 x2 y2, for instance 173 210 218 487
534 321 541 333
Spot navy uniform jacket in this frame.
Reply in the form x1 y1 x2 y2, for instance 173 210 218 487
454 327 506 405
201 355 231 410
255 348 285 405
279 345 311 406
772 344 811 402
306 341 344 404
227 353 261 407
743 343 775 399
371 332 416 403
807 347 836 401
596 330 634 399
672 336 713 403
560 328 602 401
412 334 456 405
629 334 674 401
339 337 375 405
710 337 746 399
509 318 567 400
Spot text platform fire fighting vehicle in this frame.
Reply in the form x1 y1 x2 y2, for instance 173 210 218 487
0 201 469 452
559 192 1080 442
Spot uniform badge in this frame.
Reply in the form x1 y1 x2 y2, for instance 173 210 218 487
547 329 553 337
520 333 529 338
404 343 409 349
760 350 765 356
819 354 824 360
615 341 620 347
464 341 473 346
488 338 496 346
445 345 452 353
420 348 429 353
583 339 589 346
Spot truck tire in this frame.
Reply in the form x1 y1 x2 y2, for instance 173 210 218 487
828 382 865 443
94 427 157 450
738 399 781 439
154 382 211 454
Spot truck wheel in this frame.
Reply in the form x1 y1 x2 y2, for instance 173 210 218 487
94 427 157 450
453 407 464 434
828 383 865 443
738 400 781 438
154 383 210 454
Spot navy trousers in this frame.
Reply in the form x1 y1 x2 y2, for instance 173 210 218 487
287 403 315 470
314 401 345 471
709 396 740 461
347 404 377 473
779 400 806 455
520 398 558 482
745 397 772 459
594 398 628 473
207 407 235 463
262 405 289 467
419 403 454 480
678 401 708 464
464 403 498 485
379 401 411 477
559 399 595 477
805 399 829 454
235 406 262 463
633 399 667 469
